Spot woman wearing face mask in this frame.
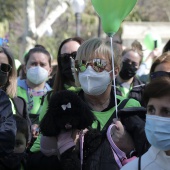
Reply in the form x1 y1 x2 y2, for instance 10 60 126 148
53 37 84 92
17 46 52 138
0 46 32 164
75 38 143 169
29 37 83 154
121 77 170 170
116 40 145 106
0 47 16 157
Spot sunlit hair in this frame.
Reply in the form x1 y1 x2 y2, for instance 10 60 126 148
0 47 17 98
76 37 121 68
143 77 170 106
24 45 51 67
75 37 121 86
150 52 170 74
53 37 84 92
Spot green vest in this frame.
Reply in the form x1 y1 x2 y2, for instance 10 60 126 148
92 95 140 130
17 86 46 115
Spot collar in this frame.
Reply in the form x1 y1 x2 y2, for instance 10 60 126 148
78 88 121 112
142 146 170 169
64 84 81 93
17 79 52 91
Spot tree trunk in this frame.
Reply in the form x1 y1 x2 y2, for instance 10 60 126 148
20 0 68 61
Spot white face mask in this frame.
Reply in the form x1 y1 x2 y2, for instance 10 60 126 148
78 66 112 96
145 114 170 151
27 66 48 85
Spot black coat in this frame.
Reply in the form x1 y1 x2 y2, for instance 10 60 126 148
0 89 16 157
116 77 145 106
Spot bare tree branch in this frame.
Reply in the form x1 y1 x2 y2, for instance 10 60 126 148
36 1 68 38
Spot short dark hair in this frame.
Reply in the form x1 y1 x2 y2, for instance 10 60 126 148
150 52 170 75
24 46 51 67
143 77 170 105
53 37 84 92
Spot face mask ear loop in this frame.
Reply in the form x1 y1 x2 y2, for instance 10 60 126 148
110 35 118 118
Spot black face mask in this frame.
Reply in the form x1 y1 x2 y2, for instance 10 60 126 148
0 70 8 87
58 57 75 82
119 62 138 80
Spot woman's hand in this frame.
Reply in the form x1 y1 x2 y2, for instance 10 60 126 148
111 119 135 155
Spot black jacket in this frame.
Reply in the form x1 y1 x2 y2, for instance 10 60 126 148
0 89 16 157
116 77 145 106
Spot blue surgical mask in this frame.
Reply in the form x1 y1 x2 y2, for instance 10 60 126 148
145 114 170 151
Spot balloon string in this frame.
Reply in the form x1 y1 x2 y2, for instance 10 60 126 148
110 36 118 118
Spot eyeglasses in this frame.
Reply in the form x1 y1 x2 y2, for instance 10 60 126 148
59 51 77 62
75 59 107 72
0 63 12 73
150 71 170 80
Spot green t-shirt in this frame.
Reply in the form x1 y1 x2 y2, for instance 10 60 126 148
30 94 141 152
17 86 44 114
92 96 140 130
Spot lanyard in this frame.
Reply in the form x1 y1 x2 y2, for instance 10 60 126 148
27 87 47 114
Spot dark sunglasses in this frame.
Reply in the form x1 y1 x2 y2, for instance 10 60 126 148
59 51 77 62
150 71 170 80
0 63 12 73
75 58 107 73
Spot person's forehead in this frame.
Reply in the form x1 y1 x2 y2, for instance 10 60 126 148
148 96 170 109
28 53 49 62
123 51 141 62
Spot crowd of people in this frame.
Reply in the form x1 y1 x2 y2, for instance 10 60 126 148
0 35 170 170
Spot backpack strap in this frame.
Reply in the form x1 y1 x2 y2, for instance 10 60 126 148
12 96 32 143
12 96 27 119
102 98 129 132
138 156 141 170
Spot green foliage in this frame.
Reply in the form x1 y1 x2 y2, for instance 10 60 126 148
2 0 170 61
0 0 20 21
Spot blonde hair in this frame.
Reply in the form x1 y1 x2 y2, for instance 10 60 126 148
76 37 121 67
75 37 121 86
0 47 17 98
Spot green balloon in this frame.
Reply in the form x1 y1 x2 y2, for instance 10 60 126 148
91 0 137 36
144 33 162 51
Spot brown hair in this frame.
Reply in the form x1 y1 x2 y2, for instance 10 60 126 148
150 52 170 74
24 45 51 67
53 37 84 92
143 77 170 106
0 47 17 98
75 37 121 86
